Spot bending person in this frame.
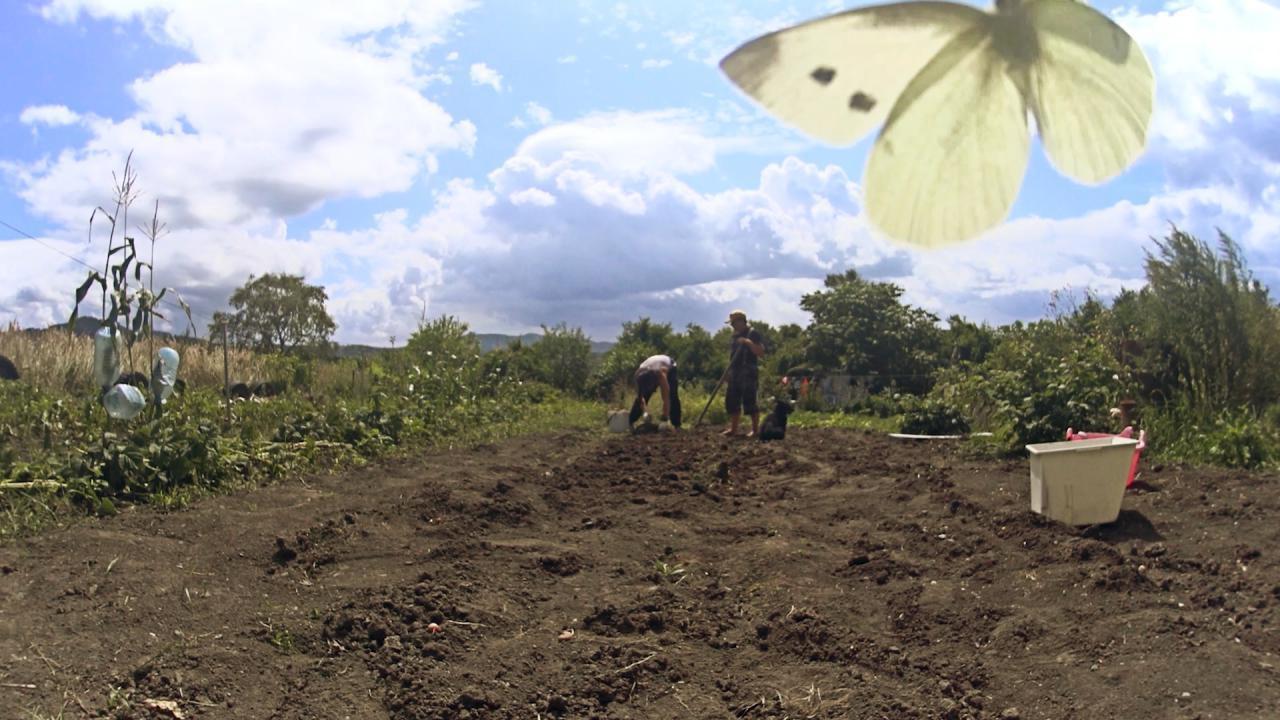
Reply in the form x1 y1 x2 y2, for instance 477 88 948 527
629 354 682 429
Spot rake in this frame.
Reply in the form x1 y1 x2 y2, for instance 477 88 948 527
693 344 744 428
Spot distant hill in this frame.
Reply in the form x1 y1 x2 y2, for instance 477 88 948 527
33 316 192 341
26 319 615 356
474 333 614 354
474 332 542 352
333 344 389 359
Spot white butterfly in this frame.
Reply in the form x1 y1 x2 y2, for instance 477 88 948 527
720 0 1155 247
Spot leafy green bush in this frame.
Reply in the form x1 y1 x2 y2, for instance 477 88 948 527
679 388 727 427
69 415 230 500
1203 417 1273 469
844 388 907 418
590 341 660 402
928 325 1133 454
1143 402 1277 469
530 323 594 396
899 395 970 436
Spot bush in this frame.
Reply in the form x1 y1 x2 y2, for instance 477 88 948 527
927 327 1134 455
1143 402 1277 469
899 395 970 436
680 388 727 427
844 388 908 418
590 341 660 402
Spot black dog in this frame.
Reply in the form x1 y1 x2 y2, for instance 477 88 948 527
116 371 149 388
758 396 795 442
0 354 18 381
252 380 287 398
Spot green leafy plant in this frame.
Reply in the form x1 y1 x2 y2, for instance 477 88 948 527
1143 402 1277 469
653 559 688 581
927 323 1133 454
899 394 970 436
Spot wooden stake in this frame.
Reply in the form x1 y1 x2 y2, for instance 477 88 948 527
222 324 231 429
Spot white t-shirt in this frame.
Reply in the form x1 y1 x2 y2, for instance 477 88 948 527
638 354 674 373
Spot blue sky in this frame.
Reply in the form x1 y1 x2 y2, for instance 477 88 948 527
1 0 1278 344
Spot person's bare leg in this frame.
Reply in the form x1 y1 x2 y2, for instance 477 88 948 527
746 411 760 437
721 413 740 436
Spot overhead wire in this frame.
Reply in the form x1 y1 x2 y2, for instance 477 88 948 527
1 216 218 338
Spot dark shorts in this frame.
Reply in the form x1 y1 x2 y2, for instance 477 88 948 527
725 368 758 416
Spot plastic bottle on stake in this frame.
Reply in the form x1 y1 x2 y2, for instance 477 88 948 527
151 347 180 404
92 327 122 391
103 383 146 420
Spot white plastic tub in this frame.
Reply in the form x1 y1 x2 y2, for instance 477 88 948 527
1026 436 1139 525
607 410 631 433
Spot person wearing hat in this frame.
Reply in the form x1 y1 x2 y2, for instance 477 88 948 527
723 309 766 437
629 353 681 429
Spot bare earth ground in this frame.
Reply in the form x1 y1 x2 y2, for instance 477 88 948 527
2 426 1279 720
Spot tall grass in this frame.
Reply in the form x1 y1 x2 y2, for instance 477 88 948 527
302 355 377 401
0 328 267 393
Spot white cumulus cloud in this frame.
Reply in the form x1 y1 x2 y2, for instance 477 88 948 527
513 110 720 179
508 102 553 130
19 104 81 127
11 1 478 231
1112 0 1280 254
468 62 503 92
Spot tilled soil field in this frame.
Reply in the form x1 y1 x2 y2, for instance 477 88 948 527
1 427 1278 719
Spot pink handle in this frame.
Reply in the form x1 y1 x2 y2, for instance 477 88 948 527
1065 426 1134 441
1063 427 1148 488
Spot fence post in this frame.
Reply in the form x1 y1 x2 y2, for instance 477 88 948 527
222 325 231 429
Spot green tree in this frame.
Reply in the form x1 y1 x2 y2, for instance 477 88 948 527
667 323 719 388
766 322 809 377
591 340 661 402
800 270 942 394
405 315 482 364
531 322 594 396
481 338 544 383
941 315 997 365
616 317 675 353
211 273 336 355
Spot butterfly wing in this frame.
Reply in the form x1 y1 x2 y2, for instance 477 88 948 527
864 21 1031 246
719 2 985 146
1025 0 1155 184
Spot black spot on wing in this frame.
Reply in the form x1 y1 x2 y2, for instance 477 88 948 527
849 91 876 112
810 66 836 86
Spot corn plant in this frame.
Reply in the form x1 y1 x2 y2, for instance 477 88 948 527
67 152 194 409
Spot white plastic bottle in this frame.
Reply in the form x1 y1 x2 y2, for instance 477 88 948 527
92 327 122 390
103 383 146 420
151 347 181 404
